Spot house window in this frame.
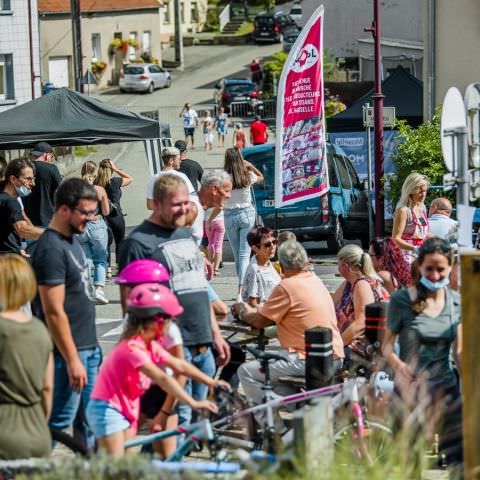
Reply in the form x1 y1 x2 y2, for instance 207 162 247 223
180 2 185 23
0 54 14 101
142 31 151 54
0 0 11 11
128 32 137 59
191 1 198 23
163 2 171 23
114 32 122 40
91 33 101 61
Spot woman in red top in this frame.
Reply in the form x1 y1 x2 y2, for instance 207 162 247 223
392 172 430 265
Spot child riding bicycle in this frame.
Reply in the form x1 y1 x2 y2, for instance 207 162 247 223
87 283 228 456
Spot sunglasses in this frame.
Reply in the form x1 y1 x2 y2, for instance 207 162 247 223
74 207 98 217
258 240 277 249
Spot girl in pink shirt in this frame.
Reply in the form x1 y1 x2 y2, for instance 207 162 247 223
87 283 225 456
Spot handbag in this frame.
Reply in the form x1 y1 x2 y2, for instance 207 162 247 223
107 201 120 218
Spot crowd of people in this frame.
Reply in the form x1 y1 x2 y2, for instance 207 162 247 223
0 143 464 474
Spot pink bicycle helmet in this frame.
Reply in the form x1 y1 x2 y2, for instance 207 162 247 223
127 283 184 319
116 259 170 286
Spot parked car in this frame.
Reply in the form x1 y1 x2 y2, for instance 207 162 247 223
242 142 369 252
282 27 301 53
214 78 261 112
289 3 303 25
253 12 298 43
119 64 171 93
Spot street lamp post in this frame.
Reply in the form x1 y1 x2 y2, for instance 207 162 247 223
70 0 83 92
364 0 385 237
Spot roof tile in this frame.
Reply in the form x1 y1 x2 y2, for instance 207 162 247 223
38 0 161 14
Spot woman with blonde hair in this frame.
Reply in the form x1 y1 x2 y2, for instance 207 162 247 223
392 172 430 265
332 244 389 357
79 160 111 304
95 159 132 275
0 254 53 459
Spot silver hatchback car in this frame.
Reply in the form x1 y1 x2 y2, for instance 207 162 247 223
119 64 171 93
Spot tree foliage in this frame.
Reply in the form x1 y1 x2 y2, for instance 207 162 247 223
388 112 448 206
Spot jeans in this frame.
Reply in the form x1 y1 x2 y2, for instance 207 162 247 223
78 218 109 287
49 347 102 449
177 346 216 428
224 205 256 285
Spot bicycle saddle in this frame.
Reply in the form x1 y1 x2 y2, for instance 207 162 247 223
245 346 289 363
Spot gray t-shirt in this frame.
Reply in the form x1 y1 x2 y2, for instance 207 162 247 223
242 258 281 304
387 288 460 388
118 220 211 347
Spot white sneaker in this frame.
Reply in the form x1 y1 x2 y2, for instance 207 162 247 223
236 293 243 303
95 288 109 305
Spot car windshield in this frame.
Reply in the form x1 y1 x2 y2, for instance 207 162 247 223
290 7 301 14
124 66 145 75
256 17 274 26
227 84 255 94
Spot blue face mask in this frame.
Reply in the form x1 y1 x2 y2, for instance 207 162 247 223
419 275 450 292
16 185 32 198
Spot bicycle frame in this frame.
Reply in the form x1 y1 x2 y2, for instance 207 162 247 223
124 419 214 461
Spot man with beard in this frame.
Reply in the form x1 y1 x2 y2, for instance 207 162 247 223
118 173 231 429
29 178 101 449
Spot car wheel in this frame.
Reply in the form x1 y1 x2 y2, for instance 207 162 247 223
147 82 154 94
119 88 126 93
165 77 171 88
327 217 344 253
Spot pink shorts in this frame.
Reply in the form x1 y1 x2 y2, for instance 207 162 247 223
206 219 225 254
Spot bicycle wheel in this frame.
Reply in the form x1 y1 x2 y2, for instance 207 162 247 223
334 420 393 465
50 428 90 457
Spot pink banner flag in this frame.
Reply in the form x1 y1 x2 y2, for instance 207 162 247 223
275 5 328 208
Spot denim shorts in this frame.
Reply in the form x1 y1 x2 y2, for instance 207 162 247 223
86 399 131 438
207 283 220 303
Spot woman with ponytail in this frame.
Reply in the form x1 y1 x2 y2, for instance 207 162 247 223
382 237 462 471
332 244 389 356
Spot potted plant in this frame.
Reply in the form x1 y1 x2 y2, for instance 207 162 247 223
91 60 107 75
108 38 122 56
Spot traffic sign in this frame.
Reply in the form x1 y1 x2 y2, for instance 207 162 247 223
465 83 480 168
441 87 467 173
362 106 396 128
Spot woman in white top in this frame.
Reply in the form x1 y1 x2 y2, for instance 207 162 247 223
242 226 281 306
223 148 264 300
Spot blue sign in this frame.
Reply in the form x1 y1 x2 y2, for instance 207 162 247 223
328 130 398 179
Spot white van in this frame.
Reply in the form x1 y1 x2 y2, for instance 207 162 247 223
289 4 302 25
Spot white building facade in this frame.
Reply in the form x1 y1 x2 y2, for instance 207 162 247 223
0 0 41 112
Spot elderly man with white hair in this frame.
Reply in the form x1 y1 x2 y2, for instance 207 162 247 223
233 240 344 406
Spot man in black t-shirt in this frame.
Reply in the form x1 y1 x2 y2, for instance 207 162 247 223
175 140 204 192
0 158 44 254
23 142 62 227
30 178 100 447
118 173 230 428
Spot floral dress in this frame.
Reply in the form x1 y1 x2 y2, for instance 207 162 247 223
401 206 429 265
335 277 389 356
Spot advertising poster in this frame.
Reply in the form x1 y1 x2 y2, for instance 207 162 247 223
275 5 327 207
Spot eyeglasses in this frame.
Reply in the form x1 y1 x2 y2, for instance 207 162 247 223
259 240 277 249
74 207 98 218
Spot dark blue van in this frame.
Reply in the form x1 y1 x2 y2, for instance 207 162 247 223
242 142 369 252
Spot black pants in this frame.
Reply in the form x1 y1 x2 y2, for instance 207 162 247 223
106 213 125 266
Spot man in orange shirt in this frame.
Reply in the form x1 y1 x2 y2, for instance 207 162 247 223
234 241 344 406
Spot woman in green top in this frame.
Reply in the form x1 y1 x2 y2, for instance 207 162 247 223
382 237 462 470
0 254 53 459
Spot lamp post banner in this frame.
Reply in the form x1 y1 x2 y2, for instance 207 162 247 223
275 5 327 208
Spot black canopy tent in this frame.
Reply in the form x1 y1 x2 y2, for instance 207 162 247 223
327 66 423 132
0 88 170 174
